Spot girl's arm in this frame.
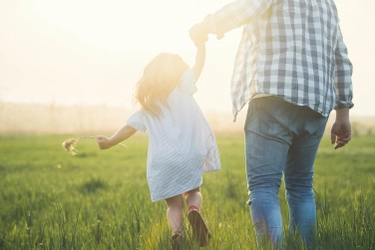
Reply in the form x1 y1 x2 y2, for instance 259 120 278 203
97 124 137 149
191 43 206 83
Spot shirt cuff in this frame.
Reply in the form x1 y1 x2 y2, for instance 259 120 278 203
335 101 354 110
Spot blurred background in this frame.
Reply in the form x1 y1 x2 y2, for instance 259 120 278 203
1 0 374 134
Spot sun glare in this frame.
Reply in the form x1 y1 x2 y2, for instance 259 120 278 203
0 0 374 116
34 1 135 53
16 0 238 111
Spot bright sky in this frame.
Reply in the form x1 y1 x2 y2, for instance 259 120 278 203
0 0 374 117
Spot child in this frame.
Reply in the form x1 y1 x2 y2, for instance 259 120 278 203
96 43 221 249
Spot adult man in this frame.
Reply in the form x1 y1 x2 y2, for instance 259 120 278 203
190 0 353 248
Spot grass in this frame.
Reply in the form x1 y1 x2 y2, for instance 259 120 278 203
0 134 374 249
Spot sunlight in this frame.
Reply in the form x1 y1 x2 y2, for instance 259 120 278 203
34 0 137 53
32 0 236 54
26 0 239 111
0 0 374 116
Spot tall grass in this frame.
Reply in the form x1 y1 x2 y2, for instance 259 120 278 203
0 135 374 249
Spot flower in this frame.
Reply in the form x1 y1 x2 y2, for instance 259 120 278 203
62 138 79 155
61 135 124 156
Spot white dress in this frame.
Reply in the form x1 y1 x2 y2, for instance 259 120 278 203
126 70 221 202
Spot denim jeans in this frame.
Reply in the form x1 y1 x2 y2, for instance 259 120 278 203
244 96 328 248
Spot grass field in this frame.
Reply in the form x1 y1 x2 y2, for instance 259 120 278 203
0 134 374 249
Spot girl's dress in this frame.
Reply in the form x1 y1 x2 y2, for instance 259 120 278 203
127 70 221 202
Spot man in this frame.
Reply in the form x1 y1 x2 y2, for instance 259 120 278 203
190 0 353 248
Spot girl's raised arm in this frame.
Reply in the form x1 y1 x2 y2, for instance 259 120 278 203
191 44 206 83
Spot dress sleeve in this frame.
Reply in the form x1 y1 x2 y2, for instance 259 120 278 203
178 70 197 96
126 110 147 132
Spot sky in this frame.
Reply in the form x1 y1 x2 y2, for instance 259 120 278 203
0 0 374 117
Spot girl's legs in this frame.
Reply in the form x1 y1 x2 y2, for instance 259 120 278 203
184 187 202 210
165 187 203 234
165 195 184 234
166 188 207 249
184 187 210 247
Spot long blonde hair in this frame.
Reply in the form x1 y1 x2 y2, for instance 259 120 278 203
135 53 189 116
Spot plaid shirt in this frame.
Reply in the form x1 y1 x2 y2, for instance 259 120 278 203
203 0 353 121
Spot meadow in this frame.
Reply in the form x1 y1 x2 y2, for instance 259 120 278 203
0 134 374 250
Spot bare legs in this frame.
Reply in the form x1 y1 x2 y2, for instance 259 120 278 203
165 187 202 234
166 195 184 234
184 187 202 211
166 187 211 248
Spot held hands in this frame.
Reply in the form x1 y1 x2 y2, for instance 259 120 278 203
330 109 352 150
96 135 112 150
189 22 208 47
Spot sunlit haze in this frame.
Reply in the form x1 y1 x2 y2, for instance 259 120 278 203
1 0 374 117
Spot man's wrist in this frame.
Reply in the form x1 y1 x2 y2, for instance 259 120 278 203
335 107 350 118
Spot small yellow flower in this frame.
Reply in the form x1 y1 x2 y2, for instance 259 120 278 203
62 138 79 155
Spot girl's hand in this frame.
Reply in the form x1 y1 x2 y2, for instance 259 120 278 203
96 135 111 149
189 22 208 47
97 124 137 150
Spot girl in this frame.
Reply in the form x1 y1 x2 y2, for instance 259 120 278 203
96 43 220 249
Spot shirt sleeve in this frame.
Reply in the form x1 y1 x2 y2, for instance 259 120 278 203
126 110 147 132
202 0 274 39
334 25 354 109
178 70 197 96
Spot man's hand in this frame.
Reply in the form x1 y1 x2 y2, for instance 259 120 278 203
189 23 208 47
330 108 351 149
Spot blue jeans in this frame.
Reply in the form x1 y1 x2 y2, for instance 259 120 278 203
244 97 328 248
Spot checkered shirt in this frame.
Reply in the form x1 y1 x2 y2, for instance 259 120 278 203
203 0 353 121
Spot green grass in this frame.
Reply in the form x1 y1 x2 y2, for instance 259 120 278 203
0 134 374 249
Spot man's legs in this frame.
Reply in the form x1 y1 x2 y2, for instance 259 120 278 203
244 97 292 247
284 107 328 246
244 97 328 248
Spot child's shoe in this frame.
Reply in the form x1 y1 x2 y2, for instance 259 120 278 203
187 206 211 247
171 232 183 250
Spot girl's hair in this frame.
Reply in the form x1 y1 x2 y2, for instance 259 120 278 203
135 53 189 116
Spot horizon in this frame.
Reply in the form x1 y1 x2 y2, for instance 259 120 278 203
1 101 374 136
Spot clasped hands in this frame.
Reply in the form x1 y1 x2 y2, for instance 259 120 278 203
189 22 209 47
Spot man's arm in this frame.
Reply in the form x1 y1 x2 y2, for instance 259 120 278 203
331 108 351 150
334 25 354 110
190 0 273 44
331 25 353 150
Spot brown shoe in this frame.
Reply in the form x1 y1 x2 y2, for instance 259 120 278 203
171 232 183 250
187 208 211 247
